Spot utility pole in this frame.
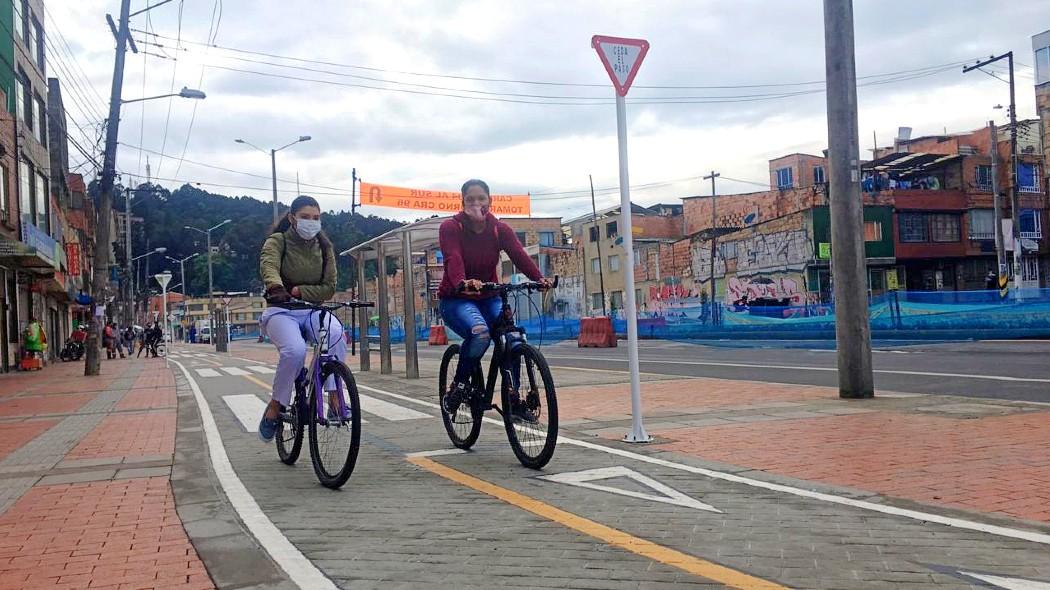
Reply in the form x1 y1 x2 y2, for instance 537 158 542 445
823 0 874 398
351 168 358 216
964 52 1021 294
703 171 720 321
989 121 1006 287
85 0 132 376
271 148 279 226
589 174 607 316
123 187 132 326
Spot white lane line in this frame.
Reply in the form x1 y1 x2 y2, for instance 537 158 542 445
359 394 431 421
358 383 1050 546
223 394 266 432
543 355 1050 384
195 368 221 377
247 366 276 374
171 360 338 589
221 367 252 376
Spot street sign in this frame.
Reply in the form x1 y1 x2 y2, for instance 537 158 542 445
591 35 650 96
221 296 231 306
167 313 175 322
592 34 651 444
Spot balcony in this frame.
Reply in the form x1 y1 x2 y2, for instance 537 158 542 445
968 231 995 241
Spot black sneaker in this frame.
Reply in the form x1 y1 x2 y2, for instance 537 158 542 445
509 392 540 424
443 381 471 414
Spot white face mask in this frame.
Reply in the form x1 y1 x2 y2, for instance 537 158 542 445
295 218 322 240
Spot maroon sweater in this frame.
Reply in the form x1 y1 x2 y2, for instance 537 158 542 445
438 212 543 299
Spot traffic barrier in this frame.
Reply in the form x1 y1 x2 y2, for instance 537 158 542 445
577 316 617 347
428 325 448 345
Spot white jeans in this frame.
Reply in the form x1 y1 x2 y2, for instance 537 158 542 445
260 308 346 406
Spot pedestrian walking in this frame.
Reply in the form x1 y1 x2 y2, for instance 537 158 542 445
136 328 148 358
122 326 136 357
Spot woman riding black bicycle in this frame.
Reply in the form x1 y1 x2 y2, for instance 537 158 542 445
438 179 552 417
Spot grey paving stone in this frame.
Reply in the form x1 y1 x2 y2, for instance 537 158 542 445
114 466 171 479
37 469 116 485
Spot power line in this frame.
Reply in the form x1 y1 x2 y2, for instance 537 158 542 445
173 0 220 178
42 3 108 105
154 0 184 177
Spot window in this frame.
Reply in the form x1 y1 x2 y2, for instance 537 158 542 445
606 220 618 238
635 289 642 305
975 165 992 190
0 166 7 216
591 257 600 273
863 221 883 242
33 95 45 146
21 3 31 50
813 166 825 185
610 290 624 310
514 231 527 246
1019 209 1043 238
13 74 24 121
1037 46 1050 86
591 293 603 311
930 213 960 243
776 167 793 189
899 213 928 243
35 172 47 233
1021 257 1040 282
32 17 43 73
13 4 20 42
968 209 995 240
538 231 555 247
608 254 620 272
1018 163 1040 193
588 226 598 242
501 260 513 277
19 159 31 225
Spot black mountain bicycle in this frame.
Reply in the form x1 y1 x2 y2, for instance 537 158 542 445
276 298 373 489
438 278 559 469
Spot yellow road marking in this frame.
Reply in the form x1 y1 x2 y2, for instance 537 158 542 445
407 456 788 590
241 374 273 391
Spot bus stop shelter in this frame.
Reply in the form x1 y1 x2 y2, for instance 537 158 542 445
340 217 447 379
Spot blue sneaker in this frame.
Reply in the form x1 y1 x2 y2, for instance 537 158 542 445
258 413 279 442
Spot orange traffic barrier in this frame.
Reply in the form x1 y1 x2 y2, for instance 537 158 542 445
577 316 617 348
428 325 448 345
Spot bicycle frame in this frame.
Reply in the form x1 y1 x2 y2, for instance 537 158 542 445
479 291 528 411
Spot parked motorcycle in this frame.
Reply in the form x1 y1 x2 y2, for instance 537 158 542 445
59 339 84 362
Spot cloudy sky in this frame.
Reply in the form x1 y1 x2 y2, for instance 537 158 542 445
50 1 1046 222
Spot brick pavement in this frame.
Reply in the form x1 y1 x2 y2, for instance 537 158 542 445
0 357 214 589
559 376 1050 525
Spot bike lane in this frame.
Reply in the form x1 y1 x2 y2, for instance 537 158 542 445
174 346 1050 589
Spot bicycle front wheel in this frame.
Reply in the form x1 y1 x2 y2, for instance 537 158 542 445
438 345 483 449
501 343 558 469
307 360 362 489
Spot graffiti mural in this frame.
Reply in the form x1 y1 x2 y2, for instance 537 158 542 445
689 242 726 282
726 275 807 306
735 229 812 275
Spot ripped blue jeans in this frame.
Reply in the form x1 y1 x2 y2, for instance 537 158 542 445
439 296 503 385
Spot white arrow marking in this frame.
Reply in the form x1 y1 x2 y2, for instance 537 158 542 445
957 571 1050 590
539 466 720 513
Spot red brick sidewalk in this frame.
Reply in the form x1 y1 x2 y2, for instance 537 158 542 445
0 358 214 589
559 377 1050 525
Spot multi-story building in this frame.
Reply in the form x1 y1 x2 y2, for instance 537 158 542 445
178 293 266 340
0 88 20 370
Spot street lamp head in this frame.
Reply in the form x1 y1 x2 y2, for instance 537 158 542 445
223 219 232 224
154 247 167 253
179 87 207 100
234 139 245 144
298 135 312 142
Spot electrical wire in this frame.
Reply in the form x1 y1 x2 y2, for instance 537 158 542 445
173 0 220 178
153 0 184 177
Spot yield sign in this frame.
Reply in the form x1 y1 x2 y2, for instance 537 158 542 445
539 466 720 513
591 35 650 96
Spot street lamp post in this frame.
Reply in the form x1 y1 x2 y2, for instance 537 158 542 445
166 253 199 299
185 220 232 351
131 247 166 324
155 271 172 348
235 136 312 225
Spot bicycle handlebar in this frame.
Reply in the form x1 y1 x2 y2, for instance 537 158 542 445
288 298 375 310
458 275 559 294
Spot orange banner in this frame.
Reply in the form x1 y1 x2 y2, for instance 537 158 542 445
360 182 531 216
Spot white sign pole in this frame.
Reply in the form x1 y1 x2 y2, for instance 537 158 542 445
615 92 650 444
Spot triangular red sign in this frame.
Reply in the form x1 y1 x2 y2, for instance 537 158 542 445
591 35 650 96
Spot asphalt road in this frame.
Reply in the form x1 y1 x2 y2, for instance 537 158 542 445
409 339 1050 404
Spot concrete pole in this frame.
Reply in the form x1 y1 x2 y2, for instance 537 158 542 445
1007 52 1022 296
207 231 216 350
401 231 418 379
356 253 370 371
989 121 1006 285
590 174 607 316
376 243 392 375
704 171 720 313
124 188 132 327
85 0 132 376
823 0 874 398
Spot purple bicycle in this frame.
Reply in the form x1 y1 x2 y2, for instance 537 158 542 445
276 298 373 489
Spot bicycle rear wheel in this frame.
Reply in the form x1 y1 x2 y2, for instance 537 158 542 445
501 343 558 469
276 390 304 465
438 345 484 449
307 361 362 489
